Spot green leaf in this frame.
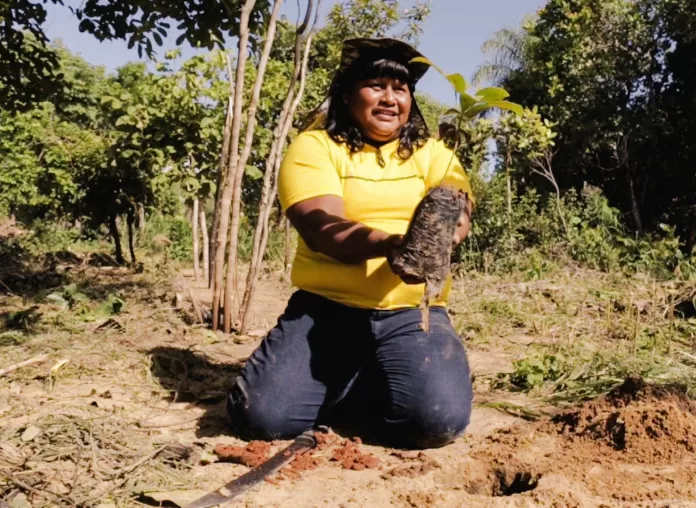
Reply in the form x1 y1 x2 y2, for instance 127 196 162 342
527 373 544 388
410 57 469 94
474 87 510 102
446 73 469 95
459 93 478 112
245 165 263 180
490 100 524 116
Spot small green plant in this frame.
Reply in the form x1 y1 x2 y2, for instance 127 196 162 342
45 283 90 311
410 55 523 180
510 352 567 390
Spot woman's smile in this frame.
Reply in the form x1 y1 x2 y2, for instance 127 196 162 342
373 108 399 122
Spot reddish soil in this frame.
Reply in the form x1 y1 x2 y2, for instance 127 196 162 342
550 375 696 464
330 437 381 471
454 376 696 503
213 440 271 467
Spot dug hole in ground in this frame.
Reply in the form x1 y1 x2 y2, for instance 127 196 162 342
1 256 696 508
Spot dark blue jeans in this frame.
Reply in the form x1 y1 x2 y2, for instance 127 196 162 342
227 290 473 449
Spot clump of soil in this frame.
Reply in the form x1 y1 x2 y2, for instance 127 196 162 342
313 429 341 448
390 185 468 331
213 441 271 467
330 437 380 471
549 376 696 464
268 431 379 484
273 450 326 482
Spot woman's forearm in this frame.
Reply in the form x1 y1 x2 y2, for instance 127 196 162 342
295 212 392 264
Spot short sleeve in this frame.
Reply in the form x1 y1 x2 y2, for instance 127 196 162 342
425 140 476 206
278 131 343 212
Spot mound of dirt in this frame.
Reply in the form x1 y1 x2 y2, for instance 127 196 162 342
550 375 696 464
454 377 696 503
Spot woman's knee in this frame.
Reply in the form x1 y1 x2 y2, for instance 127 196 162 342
406 398 472 448
226 381 306 440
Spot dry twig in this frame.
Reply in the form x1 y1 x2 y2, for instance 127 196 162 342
0 354 49 378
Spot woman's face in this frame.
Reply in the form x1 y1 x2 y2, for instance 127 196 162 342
347 76 412 143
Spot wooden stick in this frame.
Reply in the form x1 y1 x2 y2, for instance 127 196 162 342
189 289 204 324
0 354 49 378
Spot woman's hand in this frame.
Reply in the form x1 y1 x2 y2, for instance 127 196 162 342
452 197 473 246
452 208 471 246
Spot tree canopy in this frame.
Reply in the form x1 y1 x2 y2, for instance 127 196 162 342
487 0 696 249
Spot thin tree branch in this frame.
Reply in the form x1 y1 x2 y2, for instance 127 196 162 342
223 0 284 333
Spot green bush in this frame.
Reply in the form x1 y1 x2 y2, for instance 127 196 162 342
456 179 695 280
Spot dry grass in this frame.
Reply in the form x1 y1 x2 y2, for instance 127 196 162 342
448 265 696 402
0 255 243 507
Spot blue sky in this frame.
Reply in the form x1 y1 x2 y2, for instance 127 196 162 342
44 0 544 105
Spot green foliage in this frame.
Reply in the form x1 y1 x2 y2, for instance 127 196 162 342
457 175 696 279
0 101 107 222
472 18 533 87
501 0 696 247
511 352 567 390
412 55 523 125
0 2 63 111
73 0 273 57
1 0 274 111
18 221 83 254
506 342 696 401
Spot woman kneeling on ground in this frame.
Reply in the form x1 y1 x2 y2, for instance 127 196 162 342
227 38 475 450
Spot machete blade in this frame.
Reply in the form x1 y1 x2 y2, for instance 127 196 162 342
183 431 317 508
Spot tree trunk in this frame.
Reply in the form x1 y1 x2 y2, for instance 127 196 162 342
210 95 235 289
211 0 258 331
192 198 200 281
126 208 137 265
109 214 124 265
137 203 146 244
238 0 320 332
275 204 286 230
222 0 284 333
627 171 644 235
200 204 210 284
506 149 512 217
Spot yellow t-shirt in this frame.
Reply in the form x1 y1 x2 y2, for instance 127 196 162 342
277 129 474 310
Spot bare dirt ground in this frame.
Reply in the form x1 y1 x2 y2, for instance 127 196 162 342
2 259 696 507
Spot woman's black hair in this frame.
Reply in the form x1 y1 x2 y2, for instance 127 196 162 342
325 56 430 166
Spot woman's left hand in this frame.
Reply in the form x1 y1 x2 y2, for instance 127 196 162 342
452 207 471 247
